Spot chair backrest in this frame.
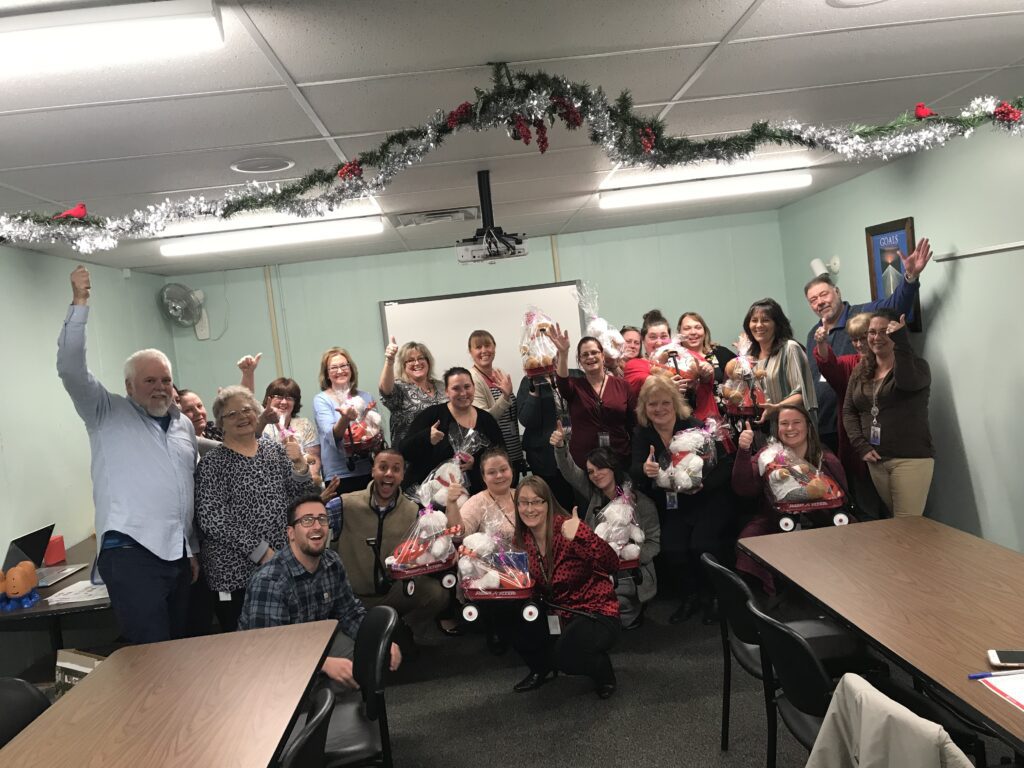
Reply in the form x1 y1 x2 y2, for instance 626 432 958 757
747 600 833 717
278 687 335 768
0 677 51 748
700 553 761 645
353 605 398 721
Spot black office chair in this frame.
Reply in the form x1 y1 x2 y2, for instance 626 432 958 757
700 554 866 767
278 687 336 768
748 600 834 754
324 606 398 768
0 677 51 748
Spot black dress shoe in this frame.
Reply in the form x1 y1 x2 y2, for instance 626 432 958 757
669 594 699 625
514 670 554 692
596 682 617 699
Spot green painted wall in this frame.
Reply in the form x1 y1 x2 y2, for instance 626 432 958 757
777 130 1024 550
0 246 174 554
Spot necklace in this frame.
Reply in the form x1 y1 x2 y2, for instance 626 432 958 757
486 490 515 527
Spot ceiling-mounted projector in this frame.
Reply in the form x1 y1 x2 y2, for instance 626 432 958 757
456 170 528 264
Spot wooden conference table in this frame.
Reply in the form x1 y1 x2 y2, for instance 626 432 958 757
0 620 338 767
739 517 1024 753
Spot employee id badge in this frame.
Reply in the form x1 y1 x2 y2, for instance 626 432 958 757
665 491 679 510
598 431 610 447
869 425 881 446
218 591 232 602
547 614 562 635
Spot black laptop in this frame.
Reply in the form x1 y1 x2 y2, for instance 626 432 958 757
4 524 88 587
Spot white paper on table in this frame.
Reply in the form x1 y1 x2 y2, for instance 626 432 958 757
981 675 1024 714
45 580 109 605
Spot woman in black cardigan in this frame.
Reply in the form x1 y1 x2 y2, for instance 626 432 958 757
401 367 504 495
629 374 735 625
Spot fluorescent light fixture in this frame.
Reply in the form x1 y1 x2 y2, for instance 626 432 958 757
598 171 813 210
160 216 385 257
156 198 382 238
600 152 815 190
0 0 224 76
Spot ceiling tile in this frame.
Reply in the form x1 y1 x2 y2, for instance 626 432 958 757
242 0 753 82
688 14 1024 99
0 91 318 170
930 65 1024 109
0 8 283 112
740 0 1024 40
0 141 341 205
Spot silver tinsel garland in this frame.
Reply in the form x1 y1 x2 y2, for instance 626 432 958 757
1 87 1020 254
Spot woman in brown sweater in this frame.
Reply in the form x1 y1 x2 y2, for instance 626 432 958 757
842 310 933 517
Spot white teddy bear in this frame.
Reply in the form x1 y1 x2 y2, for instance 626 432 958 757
594 495 644 562
459 532 502 590
585 316 626 360
418 460 467 509
657 430 708 492
385 508 454 568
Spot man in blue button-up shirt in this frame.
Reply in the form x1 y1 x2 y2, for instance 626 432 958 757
57 266 199 643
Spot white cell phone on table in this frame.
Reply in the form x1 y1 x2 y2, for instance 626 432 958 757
987 649 1024 668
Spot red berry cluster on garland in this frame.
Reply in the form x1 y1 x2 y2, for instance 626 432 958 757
551 96 583 129
993 101 1022 124
337 160 363 180
640 127 657 154
446 101 473 129
512 114 532 146
535 121 549 154
914 102 936 119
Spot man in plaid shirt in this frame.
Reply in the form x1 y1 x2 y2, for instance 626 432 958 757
239 492 401 688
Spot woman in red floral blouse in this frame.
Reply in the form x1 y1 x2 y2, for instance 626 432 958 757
511 476 620 698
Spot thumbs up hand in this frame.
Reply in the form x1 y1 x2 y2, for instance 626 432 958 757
549 419 566 448
385 336 399 362
561 505 582 540
738 420 754 452
643 446 660 478
429 420 445 445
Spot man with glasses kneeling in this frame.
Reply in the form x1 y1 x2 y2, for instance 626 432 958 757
239 493 401 690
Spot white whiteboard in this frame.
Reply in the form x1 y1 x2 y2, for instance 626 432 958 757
380 281 584 385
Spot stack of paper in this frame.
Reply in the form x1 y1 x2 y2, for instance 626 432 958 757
45 580 108 605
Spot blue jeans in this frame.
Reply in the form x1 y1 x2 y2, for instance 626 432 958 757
98 545 190 643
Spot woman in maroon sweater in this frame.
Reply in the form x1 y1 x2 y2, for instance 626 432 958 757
731 404 848 595
511 476 620 698
551 326 635 470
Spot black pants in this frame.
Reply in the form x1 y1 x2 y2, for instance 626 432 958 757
660 501 738 601
513 611 619 686
212 588 247 633
98 546 190 643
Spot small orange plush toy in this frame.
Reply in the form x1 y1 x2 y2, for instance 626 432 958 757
5 562 38 598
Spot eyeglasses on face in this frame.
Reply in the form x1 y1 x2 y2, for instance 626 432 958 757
579 350 603 359
328 364 351 373
405 357 427 365
222 406 258 420
292 514 330 528
270 394 295 402
517 498 547 509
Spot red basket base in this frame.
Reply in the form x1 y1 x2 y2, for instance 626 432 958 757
463 585 535 601
617 558 640 572
388 554 456 580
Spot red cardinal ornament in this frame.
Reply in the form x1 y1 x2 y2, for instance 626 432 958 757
53 202 87 220
914 103 936 119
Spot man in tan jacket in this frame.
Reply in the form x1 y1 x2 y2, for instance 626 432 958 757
334 448 448 643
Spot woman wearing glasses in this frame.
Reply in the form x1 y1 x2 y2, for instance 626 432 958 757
510 477 620 698
195 386 316 631
550 328 636 470
378 338 447 447
313 347 378 494
260 377 319 455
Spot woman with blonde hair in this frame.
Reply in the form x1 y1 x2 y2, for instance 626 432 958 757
378 338 446 447
630 374 735 624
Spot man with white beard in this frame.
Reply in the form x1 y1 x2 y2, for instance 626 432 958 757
58 265 199 643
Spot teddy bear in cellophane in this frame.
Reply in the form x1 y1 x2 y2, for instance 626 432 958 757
721 334 767 414
757 440 843 505
519 306 559 376
657 427 716 493
593 485 644 564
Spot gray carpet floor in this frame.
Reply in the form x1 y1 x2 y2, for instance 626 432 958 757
385 599 812 768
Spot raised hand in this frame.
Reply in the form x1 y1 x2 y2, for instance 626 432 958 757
814 326 828 349
551 322 571 356
643 446 660 478
70 265 91 305
384 335 399 362
738 420 754 451
698 361 715 382
886 314 907 336
756 401 780 425
549 419 566 448
561 506 581 540
429 420 445 445
237 352 262 373
900 237 932 280
284 436 305 468
446 481 465 506
320 476 341 503
494 368 513 397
